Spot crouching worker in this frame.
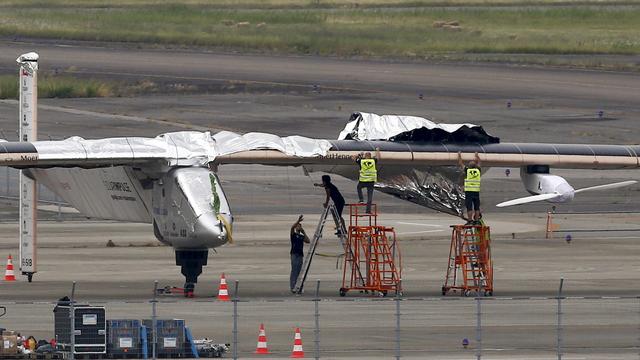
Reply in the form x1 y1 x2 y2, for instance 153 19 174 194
290 215 310 293
314 175 346 224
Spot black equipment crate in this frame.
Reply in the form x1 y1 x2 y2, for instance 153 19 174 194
107 319 143 357
142 319 185 358
53 305 106 354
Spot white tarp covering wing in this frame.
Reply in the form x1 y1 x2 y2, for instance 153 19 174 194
338 112 499 144
33 131 217 167
1 131 331 168
213 131 331 157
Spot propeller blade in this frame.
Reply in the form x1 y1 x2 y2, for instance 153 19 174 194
496 193 561 207
574 180 638 194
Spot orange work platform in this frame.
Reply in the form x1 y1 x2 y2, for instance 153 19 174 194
340 203 402 297
442 223 493 297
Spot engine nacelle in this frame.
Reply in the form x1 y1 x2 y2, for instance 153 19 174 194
520 166 575 203
151 167 232 249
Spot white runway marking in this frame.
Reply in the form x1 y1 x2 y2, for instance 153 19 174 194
396 221 445 235
396 221 444 227
397 229 444 235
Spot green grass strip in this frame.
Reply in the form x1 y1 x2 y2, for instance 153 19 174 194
1 0 637 9
0 4 639 56
0 75 113 99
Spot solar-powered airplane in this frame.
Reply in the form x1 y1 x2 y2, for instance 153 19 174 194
3 112 639 293
5 53 637 293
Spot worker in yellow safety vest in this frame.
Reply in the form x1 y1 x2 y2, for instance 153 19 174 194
353 148 380 213
458 151 482 223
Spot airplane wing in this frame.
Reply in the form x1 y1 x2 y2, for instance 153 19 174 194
214 141 640 169
214 112 640 169
4 140 639 169
0 132 217 168
0 126 637 170
0 126 637 219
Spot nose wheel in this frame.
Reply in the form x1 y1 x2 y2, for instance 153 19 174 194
175 249 208 296
184 283 195 298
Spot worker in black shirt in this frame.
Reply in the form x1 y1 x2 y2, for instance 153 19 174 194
315 175 346 236
290 215 310 293
314 175 346 217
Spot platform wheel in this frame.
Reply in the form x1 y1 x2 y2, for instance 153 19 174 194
339 288 347 297
441 286 447 296
378 290 388 297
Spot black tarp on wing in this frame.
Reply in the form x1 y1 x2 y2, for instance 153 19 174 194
339 112 500 144
388 125 499 144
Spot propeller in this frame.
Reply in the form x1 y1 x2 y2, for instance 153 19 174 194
497 180 637 208
573 180 637 193
496 193 561 207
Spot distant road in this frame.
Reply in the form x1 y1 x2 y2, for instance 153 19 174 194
1 41 640 111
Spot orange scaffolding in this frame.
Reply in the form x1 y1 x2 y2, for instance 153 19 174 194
442 224 493 297
340 203 402 297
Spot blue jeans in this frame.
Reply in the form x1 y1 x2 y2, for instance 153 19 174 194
290 253 304 291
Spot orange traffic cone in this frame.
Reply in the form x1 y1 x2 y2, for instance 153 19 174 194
4 255 16 281
217 273 230 301
291 327 304 358
255 323 269 354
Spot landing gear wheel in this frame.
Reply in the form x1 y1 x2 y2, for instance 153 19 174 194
339 288 347 297
175 249 208 298
184 283 195 298
27 274 33 283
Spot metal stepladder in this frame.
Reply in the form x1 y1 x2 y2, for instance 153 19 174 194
442 221 493 296
292 204 347 294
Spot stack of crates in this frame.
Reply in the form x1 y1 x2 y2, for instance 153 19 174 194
143 319 186 358
53 305 106 355
108 319 146 358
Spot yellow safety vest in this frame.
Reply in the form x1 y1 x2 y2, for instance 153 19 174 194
464 167 481 192
359 159 377 182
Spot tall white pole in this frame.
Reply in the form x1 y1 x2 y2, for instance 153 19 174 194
17 52 38 282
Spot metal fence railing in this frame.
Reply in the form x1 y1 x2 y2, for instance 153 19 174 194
1 280 639 359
